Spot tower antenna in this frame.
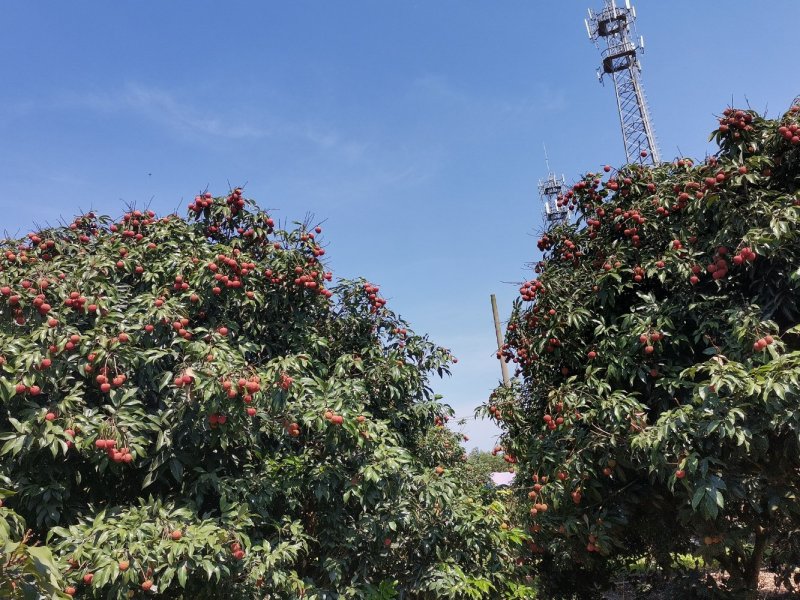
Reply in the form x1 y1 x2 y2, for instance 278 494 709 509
543 142 551 173
585 0 660 164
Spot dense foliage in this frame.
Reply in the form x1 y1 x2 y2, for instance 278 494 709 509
487 103 800 598
0 194 533 599
464 449 511 490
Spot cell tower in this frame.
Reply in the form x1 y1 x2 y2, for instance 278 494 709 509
585 0 660 165
539 145 569 227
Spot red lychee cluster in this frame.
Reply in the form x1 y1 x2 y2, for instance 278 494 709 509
639 330 663 355
284 421 301 437
68 212 99 244
278 372 293 390
208 413 228 427
518 279 544 302
109 209 157 240
753 335 774 352
731 246 757 265
363 282 386 313
95 369 127 394
706 247 731 280
324 409 344 425
230 541 245 561
208 252 257 294
226 187 246 214
188 191 215 213
173 371 195 388
95 438 133 463
718 108 754 134
220 375 261 403
778 120 800 144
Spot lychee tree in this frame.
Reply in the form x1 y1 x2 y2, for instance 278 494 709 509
0 193 533 599
487 103 800 598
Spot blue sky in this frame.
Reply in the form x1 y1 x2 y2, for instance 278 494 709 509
1 1 797 450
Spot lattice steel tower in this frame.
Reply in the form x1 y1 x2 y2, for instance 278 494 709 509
539 145 569 227
585 0 660 165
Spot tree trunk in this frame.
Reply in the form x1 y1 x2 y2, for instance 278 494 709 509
743 530 768 599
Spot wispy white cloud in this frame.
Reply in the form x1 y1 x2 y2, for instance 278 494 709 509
55 83 269 140
3 83 380 161
0 82 438 204
301 124 370 163
411 74 568 116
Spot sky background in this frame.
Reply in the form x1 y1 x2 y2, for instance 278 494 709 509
1 1 797 450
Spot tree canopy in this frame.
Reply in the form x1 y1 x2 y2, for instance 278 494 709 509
0 193 531 599
487 104 800 598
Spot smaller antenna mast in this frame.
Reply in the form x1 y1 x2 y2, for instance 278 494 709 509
539 145 569 228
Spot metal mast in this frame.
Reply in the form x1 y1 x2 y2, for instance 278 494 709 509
539 145 569 227
585 0 660 165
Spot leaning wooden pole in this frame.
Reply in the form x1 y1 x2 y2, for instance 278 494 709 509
491 294 511 388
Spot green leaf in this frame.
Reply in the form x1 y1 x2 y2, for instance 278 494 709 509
0 378 16 402
691 487 705 511
178 563 188 588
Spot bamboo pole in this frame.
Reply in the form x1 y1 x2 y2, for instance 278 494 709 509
491 294 511 387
